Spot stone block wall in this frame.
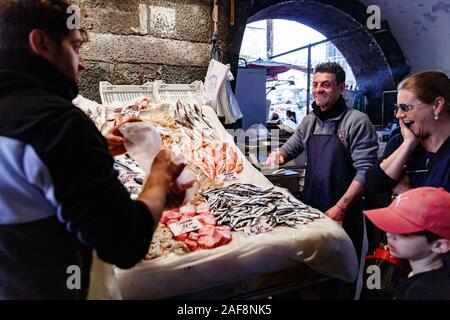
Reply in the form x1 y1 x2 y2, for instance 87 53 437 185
75 0 216 102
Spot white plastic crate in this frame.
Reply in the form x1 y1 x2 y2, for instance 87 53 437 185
99 81 156 106
153 80 207 105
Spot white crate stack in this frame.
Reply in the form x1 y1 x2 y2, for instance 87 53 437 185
99 82 156 106
99 81 208 106
154 80 208 106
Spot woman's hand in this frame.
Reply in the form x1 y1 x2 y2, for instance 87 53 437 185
399 118 419 146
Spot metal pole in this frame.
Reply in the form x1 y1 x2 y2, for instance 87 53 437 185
306 45 311 114
266 19 273 58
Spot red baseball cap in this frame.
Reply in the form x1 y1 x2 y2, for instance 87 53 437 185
364 187 450 239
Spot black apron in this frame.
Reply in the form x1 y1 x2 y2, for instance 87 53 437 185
302 116 364 260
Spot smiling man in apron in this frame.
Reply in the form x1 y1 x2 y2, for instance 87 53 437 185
266 62 379 298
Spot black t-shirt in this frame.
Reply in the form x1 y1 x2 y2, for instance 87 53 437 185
366 134 450 195
394 260 450 300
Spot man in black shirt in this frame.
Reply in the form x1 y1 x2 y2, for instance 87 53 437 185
0 0 189 299
364 187 450 300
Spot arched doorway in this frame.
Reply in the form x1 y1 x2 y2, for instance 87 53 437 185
239 19 361 126
233 0 409 126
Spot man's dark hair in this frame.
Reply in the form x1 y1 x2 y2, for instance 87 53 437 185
0 0 74 53
314 62 346 85
411 230 450 259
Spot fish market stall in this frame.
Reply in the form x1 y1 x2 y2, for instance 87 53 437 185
76 82 359 299
101 92 358 299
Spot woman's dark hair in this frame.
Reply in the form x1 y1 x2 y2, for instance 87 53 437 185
314 62 346 85
0 0 75 53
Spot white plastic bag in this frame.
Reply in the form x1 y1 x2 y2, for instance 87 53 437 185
205 59 229 113
219 78 243 124
119 122 197 204
119 122 163 174
205 59 243 124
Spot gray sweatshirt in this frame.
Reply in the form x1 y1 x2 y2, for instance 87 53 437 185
280 107 379 186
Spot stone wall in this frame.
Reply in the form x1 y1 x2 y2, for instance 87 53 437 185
76 0 215 102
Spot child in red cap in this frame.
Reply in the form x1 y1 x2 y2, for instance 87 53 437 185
364 187 450 300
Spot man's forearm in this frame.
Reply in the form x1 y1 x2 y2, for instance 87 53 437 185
279 126 304 161
335 180 365 211
137 173 171 228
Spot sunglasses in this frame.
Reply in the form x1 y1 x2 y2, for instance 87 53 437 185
393 103 413 115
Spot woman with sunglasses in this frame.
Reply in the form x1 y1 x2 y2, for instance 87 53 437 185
362 71 450 300
367 71 450 197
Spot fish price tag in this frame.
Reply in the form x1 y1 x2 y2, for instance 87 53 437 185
168 217 203 236
220 172 238 181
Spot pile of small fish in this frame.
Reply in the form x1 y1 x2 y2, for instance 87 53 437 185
112 99 243 183
201 183 323 235
163 101 244 181
174 100 216 139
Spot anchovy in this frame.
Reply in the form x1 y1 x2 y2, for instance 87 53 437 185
201 183 323 235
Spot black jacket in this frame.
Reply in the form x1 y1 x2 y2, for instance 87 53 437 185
0 52 154 299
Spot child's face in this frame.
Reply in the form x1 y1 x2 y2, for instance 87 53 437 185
386 232 434 260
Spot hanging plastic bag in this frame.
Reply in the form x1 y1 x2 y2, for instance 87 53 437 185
218 74 243 124
205 59 243 124
205 59 228 113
